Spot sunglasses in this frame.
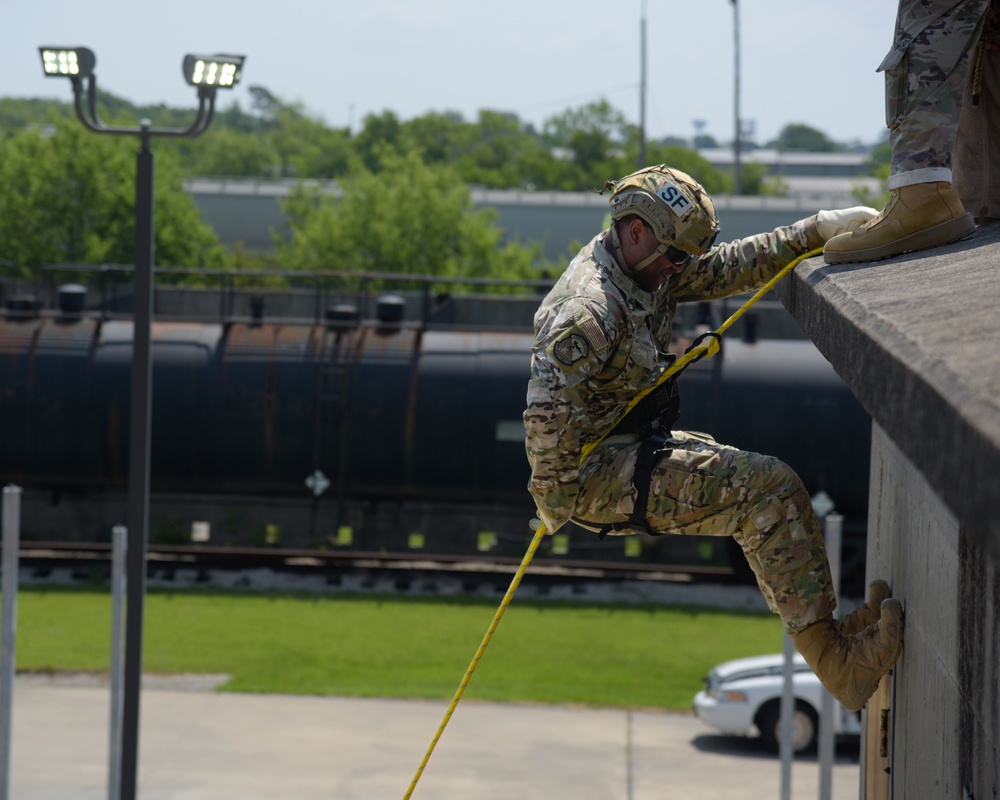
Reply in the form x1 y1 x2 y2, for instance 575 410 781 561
666 245 695 267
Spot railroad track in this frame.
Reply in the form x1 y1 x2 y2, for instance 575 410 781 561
16 541 738 593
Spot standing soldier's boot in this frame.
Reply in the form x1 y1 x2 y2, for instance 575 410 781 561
823 182 974 264
840 580 891 636
792 599 904 712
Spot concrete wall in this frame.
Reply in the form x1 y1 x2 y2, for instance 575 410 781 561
864 425 998 798
777 222 1000 799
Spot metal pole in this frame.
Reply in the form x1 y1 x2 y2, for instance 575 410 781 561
120 123 155 800
108 524 127 800
638 0 647 169
779 630 795 800
819 512 843 800
0 485 22 800
731 0 742 195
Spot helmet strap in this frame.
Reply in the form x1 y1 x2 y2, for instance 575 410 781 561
609 223 668 277
609 224 628 270
632 243 668 274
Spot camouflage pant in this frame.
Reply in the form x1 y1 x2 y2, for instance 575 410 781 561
574 430 836 634
882 0 992 185
955 0 1000 219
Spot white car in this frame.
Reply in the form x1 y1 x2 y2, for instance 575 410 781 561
692 653 862 753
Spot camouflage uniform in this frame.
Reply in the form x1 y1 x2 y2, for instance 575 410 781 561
524 219 837 634
954 0 1000 220
882 0 993 188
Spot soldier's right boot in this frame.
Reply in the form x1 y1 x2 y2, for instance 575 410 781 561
792 599 904 712
841 580 891 636
823 182 975 264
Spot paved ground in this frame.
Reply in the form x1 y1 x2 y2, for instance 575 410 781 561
8 674 861 800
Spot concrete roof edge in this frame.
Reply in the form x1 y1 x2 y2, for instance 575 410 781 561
775 221 1000 564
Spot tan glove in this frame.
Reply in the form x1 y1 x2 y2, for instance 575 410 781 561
815 206 879 240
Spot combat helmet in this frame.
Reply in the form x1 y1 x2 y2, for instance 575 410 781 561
604 165 720 275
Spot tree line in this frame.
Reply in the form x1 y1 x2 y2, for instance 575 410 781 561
0 89 889 284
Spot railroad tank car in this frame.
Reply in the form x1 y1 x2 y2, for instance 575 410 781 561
0 283 872 583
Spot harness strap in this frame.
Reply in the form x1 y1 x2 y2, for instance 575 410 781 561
572 432 674 538
608 374 680 437
578 322 731 537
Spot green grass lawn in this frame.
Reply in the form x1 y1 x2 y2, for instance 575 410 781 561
11 586 784 711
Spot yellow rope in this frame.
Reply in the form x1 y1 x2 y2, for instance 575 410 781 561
606 246 824 448
401 245 823 799
401 523 547 800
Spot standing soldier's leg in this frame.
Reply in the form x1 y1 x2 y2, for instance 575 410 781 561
886 0 990 180
824 0 989 263
954 0 1000 222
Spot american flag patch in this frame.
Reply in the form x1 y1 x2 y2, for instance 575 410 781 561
577 315 608 352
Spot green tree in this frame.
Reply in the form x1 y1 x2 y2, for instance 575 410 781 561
734 161 772 195
266 107 355 178
542 99 629 185
399 110 469 165
212 99 271 135
0 118 223 278
455 110 554 189
848 137 891 207
174 126 276 178
354 111 404 172
640 144 729 195
0 98 73 135
769 123 841 153
274 149 539 284
863 139 892 175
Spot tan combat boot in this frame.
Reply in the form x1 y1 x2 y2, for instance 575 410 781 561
841 579 891 636
823 182 975 264
792 599 903 712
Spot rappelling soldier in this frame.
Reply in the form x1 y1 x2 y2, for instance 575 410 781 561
523 165 904 711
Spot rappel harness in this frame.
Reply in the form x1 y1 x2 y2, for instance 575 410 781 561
402 247 823 800
572 330 721 539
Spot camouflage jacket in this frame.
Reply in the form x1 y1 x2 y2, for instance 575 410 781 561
523 217 825 534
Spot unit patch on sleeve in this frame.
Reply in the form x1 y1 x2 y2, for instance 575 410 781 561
548 312 608 372
553 333 589 366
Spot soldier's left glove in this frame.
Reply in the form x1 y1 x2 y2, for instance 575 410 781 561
529 517 553 535
815 206 879 241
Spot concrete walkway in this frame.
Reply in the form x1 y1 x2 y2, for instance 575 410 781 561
7 674 860 800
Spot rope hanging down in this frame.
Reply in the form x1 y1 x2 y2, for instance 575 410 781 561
401 246 823 799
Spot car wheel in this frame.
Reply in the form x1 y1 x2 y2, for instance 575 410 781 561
756 699 819 754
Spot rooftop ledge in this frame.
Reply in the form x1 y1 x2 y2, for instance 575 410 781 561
776 220 1000 566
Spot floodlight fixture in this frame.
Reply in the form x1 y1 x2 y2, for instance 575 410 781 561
37 46 245 138
35 40 246 800
183 54 245 90
39 46 95 80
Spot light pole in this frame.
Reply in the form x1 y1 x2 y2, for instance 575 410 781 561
38 47 245 800
638 0 647 169
730 0 742 195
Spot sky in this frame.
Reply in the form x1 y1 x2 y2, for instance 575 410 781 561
2 0 899 148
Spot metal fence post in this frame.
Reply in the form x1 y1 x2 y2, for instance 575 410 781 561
1 485 23 800
108 524 127 800
819 512 843 800
779 630 795 800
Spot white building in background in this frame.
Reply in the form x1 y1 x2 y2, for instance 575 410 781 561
698 148 883 205
184 151 883 261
